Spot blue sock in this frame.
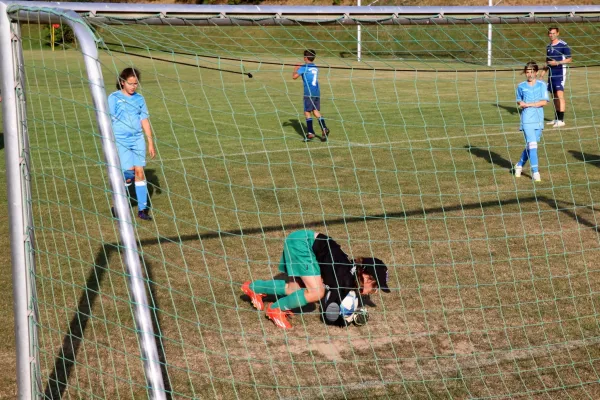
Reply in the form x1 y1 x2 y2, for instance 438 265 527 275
135 180 149 211
529 144 539 173
318 117 327 130
518 148 529 167
306 118 314 134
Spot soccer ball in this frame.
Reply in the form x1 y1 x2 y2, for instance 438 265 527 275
340 291 358 318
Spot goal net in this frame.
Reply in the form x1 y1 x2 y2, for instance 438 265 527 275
6 5 600 399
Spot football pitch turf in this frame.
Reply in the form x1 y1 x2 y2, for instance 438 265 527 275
1 35 600 398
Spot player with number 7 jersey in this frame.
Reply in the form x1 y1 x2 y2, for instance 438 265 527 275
293 49 330 142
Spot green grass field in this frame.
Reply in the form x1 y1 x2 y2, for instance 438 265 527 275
2 20 600 399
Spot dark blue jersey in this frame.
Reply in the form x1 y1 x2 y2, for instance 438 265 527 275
546 40 571 78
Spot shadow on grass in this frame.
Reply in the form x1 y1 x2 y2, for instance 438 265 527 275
0 132 3 151
493 103 520 116
569 150 600 167
46 193 600 397
465 145 514 171
44 248 172 399
282 119 307 140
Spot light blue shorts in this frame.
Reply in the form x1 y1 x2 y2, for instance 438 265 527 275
116 135 146 171
522 127 542 143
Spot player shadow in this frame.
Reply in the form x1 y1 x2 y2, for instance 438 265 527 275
282 119 308 140
569 150 600 167
0 132 4 151
494 103 520 116
465 145 517 175
146 168 162 198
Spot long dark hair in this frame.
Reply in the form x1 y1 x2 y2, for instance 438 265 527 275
116 67 141 90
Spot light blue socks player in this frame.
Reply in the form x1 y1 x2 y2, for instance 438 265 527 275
517 148 529 168
135 180 149 211
517 142 538 173
527 142 539 173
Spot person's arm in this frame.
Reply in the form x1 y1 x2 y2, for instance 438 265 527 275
516 86 525 109
141 119 155 159
108 94 116 118
292 64 303 80
140 98 155 159
547 58 572 67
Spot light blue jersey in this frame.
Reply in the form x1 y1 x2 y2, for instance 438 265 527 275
297 63 320 97
108 91 149 139
516 80 549 130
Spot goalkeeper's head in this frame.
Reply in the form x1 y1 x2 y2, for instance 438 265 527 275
354 257 390 294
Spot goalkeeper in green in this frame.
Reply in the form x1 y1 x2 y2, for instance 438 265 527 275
242 230 390 329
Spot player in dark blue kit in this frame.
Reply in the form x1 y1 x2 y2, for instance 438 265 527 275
293 50 330 142
540 27 572 128
514 62 549 182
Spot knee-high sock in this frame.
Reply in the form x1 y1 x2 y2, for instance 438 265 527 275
250 280 286 296
528 142 539 173
518 147 529 167
318 117 328 130
271 289 308 311
306 118 314 134
135 180 149 211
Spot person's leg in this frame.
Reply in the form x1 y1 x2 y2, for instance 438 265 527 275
268 275 324 312
311 98 329 140
546 81 557 124
131 136 149 214
242 279 287 311
515 131 529 177
113 140 134 217
304 98 315 138
556 89 565 122
517 147 529 167
527 142 539 174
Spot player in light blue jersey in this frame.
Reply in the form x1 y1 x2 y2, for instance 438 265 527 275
293 49 330 142
540 27 572 127
514 62 549 182
108 67 156 221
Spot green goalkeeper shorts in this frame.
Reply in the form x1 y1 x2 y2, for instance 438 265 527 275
278 230 321 277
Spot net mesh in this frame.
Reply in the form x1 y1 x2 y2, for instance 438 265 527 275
11 13 600 398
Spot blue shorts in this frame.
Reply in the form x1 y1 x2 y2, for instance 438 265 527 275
303 96 320 113
116 135 146 171
522 127 542 143
547 76 565 93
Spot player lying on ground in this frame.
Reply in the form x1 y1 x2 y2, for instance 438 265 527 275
242 229 390 329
